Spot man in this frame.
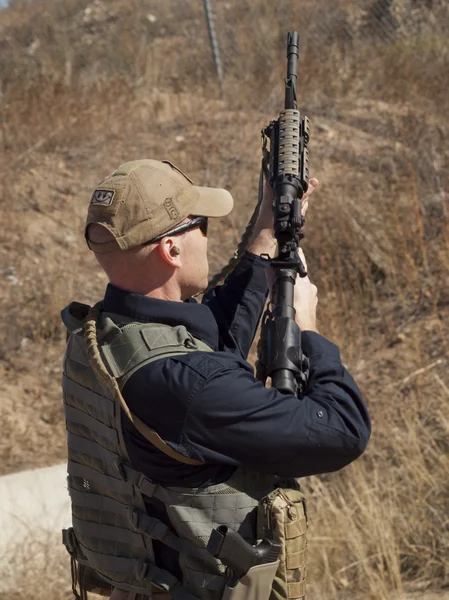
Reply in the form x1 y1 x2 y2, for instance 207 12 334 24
61 159 370 600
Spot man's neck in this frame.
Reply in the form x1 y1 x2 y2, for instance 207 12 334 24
108 277 183 302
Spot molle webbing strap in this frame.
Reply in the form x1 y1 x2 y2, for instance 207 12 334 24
65 405 118 446
77 542 212 600
288 581 305 599
285 517 307 539
67 460 182 506
72 515 144 547
70 485 212 562
63 375 115 418
68 461 131 497
73 514 216 568
129 510 213 561
68 487 128 515
67 431 117 465
286 550 306 570
83 303 205 466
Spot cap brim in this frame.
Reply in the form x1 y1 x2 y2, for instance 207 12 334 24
193 186 234 218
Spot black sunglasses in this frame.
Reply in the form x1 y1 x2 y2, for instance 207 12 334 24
144 216 208 245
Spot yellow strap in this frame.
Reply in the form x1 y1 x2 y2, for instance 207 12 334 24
288 580 305 599
285 517 307 539
128 415 204 466
286 549 306 570
84 303 205 467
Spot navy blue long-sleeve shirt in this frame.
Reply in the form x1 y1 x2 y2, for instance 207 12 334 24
102 251 371 488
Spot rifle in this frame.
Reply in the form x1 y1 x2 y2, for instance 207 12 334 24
256 31 310 397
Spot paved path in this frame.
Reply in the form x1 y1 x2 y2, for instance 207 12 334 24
0 462 70 589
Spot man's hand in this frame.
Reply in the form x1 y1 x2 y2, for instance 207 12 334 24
293 248 318 333
257 178 319 333
265 247 318 333
248 178 319 256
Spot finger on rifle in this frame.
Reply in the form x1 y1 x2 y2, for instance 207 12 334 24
263 181 274 200
308 178 319 192
301 178 318 216
265 267 275 293
298 246 308 271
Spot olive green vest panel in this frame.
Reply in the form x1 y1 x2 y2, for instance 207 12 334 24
61 302 274 600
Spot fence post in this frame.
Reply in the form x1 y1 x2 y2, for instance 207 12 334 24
203 0 224 84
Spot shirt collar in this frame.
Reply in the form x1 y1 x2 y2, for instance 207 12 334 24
102 283 219 351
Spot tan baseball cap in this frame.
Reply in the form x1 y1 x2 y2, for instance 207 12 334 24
85 159 234 253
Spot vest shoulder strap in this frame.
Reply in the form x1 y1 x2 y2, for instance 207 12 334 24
61 302 91 333
83 304 212 466
99 317 213 385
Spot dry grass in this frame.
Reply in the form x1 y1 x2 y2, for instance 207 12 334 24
304 380 449 598
1 0 448 598
0 533 71 600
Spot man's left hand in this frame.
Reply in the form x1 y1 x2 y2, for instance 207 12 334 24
248 178 319 256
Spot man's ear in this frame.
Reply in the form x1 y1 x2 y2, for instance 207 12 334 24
156 237 182 268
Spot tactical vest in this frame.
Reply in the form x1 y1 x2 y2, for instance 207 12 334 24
61 302 307 600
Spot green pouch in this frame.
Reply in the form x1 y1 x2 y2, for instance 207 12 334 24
258 486 308 600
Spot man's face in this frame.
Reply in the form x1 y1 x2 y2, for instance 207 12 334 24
178 221 209 300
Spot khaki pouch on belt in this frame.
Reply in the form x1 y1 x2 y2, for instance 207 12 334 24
258 487 308 600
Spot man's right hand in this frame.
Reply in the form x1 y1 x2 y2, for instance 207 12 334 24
266 247 318 332
293 248 318 333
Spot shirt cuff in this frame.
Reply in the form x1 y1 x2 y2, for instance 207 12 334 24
243 251 272 268
225 251 269 294
301 331 341 362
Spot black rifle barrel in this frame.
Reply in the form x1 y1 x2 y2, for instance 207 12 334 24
285 32 299 110
286 32 299 83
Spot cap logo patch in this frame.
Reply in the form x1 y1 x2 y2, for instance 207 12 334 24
91 189 115 207
163 198 180 220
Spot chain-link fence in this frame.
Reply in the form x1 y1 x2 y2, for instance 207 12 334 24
2 0 447 103
202 0 448 84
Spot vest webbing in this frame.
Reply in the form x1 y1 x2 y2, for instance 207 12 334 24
61 302 274 600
